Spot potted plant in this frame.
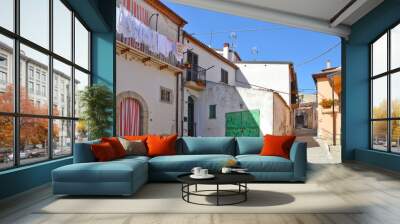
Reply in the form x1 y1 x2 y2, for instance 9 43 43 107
79 84 113 140
320 98 334 109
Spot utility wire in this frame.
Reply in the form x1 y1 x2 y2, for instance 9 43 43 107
191 27 287 36
295 42 341 68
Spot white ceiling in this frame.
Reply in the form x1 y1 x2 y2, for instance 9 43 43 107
169 0 384 37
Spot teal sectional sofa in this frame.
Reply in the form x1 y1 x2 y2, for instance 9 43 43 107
52 137 307 196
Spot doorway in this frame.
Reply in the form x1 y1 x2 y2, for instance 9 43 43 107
188 96 195 136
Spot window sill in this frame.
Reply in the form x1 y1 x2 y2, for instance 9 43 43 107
0 156 72 175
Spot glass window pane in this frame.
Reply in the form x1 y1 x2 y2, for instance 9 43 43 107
20 0 49 49
372 33 387 76
391 72 400 118
0 0 14 31
0 116 14 170
391 24 400 70
20 44 49 115
75 120 88 143
53 0 72 60
372 76 387 119
372 121 388 151
53 59 72 117
74 69 89 118
0 34 14 112
75 18 89 70
53 119 72 157
20 117 49 165
391 120 400 153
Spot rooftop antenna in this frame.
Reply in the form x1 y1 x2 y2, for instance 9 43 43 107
209 30 213 48
230 32 237 51
251 46 258 61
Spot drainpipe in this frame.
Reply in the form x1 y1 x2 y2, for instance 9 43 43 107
176 73 180 135
327 73 336 146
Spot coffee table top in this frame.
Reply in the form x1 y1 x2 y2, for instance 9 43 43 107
177 172 255 185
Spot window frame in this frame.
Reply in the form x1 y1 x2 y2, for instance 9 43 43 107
160 86 173 104
370 21 400 154
0 0 92 171
221 68 228 84
209 104 216 119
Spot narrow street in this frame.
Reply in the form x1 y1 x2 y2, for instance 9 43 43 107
295 128 341 164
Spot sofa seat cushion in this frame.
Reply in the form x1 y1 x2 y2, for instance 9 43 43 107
53 159 147 183
149 154 235 172
236 155 293 172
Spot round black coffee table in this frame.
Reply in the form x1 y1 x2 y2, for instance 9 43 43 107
177 173 255 206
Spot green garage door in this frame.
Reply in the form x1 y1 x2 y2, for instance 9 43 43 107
225 110 260 137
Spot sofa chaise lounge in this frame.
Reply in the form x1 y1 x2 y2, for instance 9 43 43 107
52 137 307 196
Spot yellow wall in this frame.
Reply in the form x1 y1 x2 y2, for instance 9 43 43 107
316 77 341 145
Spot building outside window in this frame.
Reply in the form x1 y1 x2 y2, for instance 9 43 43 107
221 68 228 84
209 104 216 119
0 0 91 170
36 83 40 95
28 81 34 94
41 85 46 97
370 23 400 153
160 87 172 104
28 66 34 80
0 54 7 88
0 71 6 85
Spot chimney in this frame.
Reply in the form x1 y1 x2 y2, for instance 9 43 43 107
223 43 230 60
326 60 331 69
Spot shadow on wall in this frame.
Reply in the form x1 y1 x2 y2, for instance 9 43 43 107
198 80 292 137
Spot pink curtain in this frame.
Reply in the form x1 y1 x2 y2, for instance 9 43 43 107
119 98 141 136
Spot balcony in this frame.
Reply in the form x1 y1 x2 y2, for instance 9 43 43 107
185 65 206 91
116 6 183 74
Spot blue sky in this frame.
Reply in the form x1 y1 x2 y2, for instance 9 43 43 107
164 1 341 93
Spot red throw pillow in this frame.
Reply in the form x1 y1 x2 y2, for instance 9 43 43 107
101 137 127 158
124 135 148 142
260 134 296 159
146 134 178 157
91 142 117 162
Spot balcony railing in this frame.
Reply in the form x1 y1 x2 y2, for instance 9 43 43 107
185 65 206 90
116 5 183 68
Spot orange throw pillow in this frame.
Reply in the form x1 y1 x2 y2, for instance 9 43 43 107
260 134 296 159
124 135 148 142
91 142 117 162
146 134 178 157
101 137 127 158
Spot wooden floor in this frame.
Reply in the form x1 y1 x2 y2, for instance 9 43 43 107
1 162 400 224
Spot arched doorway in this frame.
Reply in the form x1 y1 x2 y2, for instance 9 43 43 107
188 96 195 136
117 91 149 136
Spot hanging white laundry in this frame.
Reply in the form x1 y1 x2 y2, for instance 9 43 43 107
117 6 130 38
157 34 169 57
122 7 133 38
141 23 152 48
150 30 158 53
175 42 185 61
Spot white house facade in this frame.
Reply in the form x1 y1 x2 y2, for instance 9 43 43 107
116 0 187 135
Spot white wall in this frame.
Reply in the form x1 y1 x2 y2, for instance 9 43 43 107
196 82 274 137
117 0 180 42
184 38 236 86
117 55 178 135
236 63 291 105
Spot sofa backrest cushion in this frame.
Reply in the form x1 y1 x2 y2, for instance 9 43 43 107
73 139 100 163
177 137 235 155
235 137 263 155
